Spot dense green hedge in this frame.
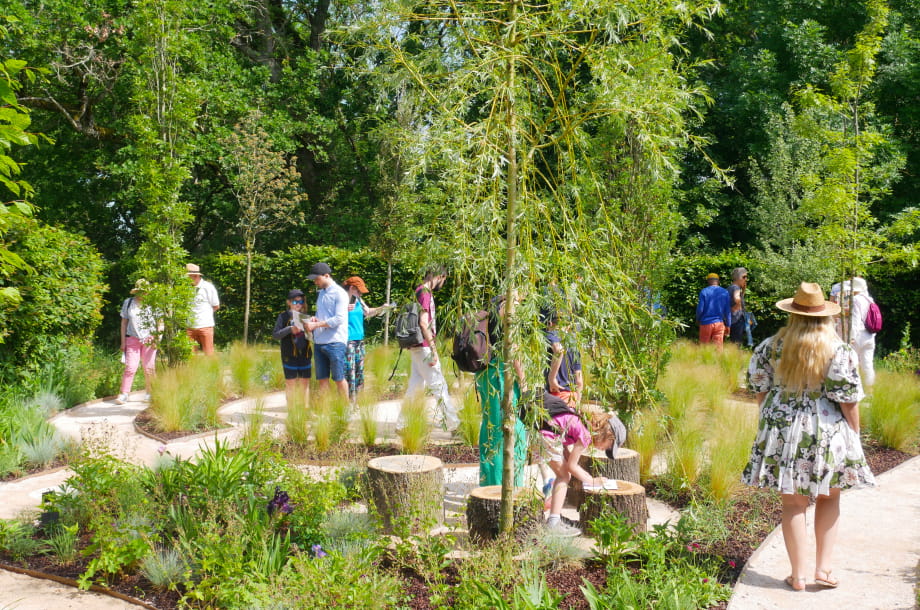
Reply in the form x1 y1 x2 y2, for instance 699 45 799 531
0 217 107 381
662 252 918 354
201 245 418 346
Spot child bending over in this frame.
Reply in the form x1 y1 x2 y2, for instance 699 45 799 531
540 400 625 536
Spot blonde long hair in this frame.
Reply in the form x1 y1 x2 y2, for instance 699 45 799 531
773 314 839 392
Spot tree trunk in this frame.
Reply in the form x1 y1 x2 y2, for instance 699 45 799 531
498 3 520 535
466 485 541 543
244 244 253 344
366 454 444 535
578 480 648 534
384 260 392 346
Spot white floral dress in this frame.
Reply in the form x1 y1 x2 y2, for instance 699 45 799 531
741 336 876 497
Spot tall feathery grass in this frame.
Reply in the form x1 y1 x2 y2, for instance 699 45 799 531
667 413 706 487
457 382 481 448
706 402 759 502
357 390 378 447
311 389 351 452
628 406 665 483
398 391 431 454
365 343 404 397
226 342 282 396
286 390 310 445
862 370 920 452
150 357 225 432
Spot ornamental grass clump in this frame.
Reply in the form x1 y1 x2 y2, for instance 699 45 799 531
667 415 706 487
398 391 431 454
141 546 188 591
150 357 225 432
285 391 310 445
630 406 665 482
705 402 758 502
457 383 480 448
357 390 378 447
861 370 920 452
365 343 403 396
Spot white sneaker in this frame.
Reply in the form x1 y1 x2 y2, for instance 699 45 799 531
545 519 581 537
142 393 152 402
115 393 129 405
584 478 618 491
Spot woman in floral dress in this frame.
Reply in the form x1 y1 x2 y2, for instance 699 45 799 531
742 282 875 591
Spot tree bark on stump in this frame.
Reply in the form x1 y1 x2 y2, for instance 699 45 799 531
578 480 648 533
567 448 640 507
466 485 542 542
367 455 444 535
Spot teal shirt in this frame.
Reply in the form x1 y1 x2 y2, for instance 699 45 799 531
347 298 365 341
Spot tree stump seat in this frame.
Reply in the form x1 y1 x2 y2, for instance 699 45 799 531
578 479 648 533
567 447 641 507
466 485 542 542
367 454 444 534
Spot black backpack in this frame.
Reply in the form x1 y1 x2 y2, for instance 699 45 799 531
451 310 492 373
518 391 580 432
394 301 425 349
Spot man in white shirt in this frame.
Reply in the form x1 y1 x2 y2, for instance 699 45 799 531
305 262 349 397
186 263 220 355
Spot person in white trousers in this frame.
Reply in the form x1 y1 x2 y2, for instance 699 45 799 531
849 277 876 388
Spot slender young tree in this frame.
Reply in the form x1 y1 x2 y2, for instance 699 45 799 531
219 111 306 343
362 0 721 531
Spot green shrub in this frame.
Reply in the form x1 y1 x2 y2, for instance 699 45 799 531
0 216 106 381
862 370 920 452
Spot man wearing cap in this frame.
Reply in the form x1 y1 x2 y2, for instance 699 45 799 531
728 267 749 345
304 263 349 397
186 263 220 355
696 273 731 348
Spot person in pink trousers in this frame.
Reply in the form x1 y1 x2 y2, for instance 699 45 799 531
117 279 159 404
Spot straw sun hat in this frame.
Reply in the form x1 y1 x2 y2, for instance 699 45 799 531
776 282 841 317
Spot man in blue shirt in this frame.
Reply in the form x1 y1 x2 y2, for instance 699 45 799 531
305 262 349 397
696 273 731 349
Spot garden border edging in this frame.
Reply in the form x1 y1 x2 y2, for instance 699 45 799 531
0 562 158 609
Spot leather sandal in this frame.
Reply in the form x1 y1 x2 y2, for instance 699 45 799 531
815 570 839 588
784 576 807 591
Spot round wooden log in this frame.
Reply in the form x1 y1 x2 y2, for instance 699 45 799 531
466 485 543 543
367 454 444 534
567 447 641 507
578 480 648 534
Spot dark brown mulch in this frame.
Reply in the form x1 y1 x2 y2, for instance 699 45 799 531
281 441 479 465
544 559 608 609
0 552 180 610
0 456 68 482
862 438 914 474
134 408 225 442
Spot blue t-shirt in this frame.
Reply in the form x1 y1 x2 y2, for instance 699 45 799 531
696 284 731 326
347 298 366 341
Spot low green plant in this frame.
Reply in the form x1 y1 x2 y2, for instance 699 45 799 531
17 424 68 469
45 523 80 564
472 565 564 609
0 444 22 478
0 519 46 561
141 546 189 591
398 391 431 454
862 370 920 452
28 389 65 416
582 518 730 609
320 509 376 556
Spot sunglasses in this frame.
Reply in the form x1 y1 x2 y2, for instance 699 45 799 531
292 299 304 305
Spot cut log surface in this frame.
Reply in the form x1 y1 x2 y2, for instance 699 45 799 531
578 480 648 533
466 485 542 542
567 447 640 507
367 455 444 534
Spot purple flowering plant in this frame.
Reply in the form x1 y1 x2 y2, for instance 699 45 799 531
267 486 294 516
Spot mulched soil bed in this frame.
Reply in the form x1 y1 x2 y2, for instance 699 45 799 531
3 443 913 609
281 441 479 465
134 408 226 442
0 456 68 482
0 552 180 609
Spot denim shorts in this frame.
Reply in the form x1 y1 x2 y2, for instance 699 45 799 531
314 342 346 381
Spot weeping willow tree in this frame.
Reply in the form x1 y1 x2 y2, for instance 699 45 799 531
355 0 722 531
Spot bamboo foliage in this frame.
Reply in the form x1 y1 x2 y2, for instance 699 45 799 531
356 0 722 531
